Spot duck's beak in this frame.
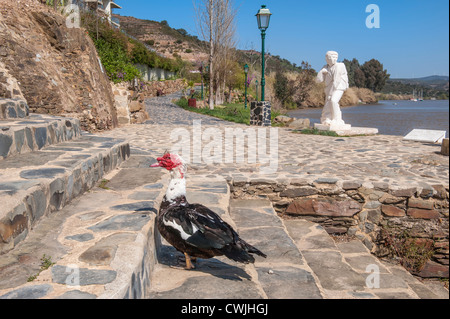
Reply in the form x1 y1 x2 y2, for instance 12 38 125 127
151 156 165 167
150 160 162 168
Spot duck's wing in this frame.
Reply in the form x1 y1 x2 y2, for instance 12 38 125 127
162 203 266 262
162 203 236 250
184 204 238 250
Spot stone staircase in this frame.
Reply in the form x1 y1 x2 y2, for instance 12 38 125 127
0 114 130 256
0 152 447 299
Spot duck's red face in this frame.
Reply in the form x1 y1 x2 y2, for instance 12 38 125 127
150 153 184 171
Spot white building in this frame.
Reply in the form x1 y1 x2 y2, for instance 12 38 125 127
84 0 122 28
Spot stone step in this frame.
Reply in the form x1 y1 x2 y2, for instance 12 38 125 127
229 199 323 299
147 177 254 299
148 195 324 299
284 218 446 299
0 132 130 255
0 98 29 120
0 114 81 160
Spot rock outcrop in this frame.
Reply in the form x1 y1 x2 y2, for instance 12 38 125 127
0 0 118 132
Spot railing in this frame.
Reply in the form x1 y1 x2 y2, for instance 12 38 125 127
111 16 120 28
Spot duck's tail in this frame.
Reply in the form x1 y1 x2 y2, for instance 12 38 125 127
222 239 267 264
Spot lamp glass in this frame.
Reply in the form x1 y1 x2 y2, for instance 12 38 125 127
256 5 272 30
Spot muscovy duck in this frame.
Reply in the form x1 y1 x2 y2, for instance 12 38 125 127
151 153 266 269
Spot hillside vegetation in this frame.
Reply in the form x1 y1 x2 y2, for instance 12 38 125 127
82 13 183 83
115 14 380 109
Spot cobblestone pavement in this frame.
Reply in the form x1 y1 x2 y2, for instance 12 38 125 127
106 93 449 190
144 91 234 126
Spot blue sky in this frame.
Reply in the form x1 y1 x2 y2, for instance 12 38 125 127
115 0 449 78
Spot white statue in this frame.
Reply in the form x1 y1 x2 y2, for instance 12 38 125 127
316 51 350 129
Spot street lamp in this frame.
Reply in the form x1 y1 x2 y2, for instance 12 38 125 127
256 5 272 101
244 64 249 109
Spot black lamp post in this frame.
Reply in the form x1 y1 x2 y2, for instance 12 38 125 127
256 5 272 101
244 64 249 109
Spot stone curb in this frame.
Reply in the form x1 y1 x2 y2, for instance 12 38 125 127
0 114 82 159
0 98 29 120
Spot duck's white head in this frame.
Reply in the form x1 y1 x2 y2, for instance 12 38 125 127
151 152 187 179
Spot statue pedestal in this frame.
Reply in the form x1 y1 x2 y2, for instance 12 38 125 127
314 123 378 136
315 123 352 131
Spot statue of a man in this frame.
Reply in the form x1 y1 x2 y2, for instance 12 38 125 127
316 51 349 127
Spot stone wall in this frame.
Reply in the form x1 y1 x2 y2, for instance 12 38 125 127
140 79 185 98
112 79 185 126
231 178 449 279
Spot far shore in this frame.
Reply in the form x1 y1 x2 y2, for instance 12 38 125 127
295 97 449 110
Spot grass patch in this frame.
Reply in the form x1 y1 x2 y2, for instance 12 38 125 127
381 227 435 275
98 179 110 190
296 128 340 137
174 98 284 125
27 254 55 282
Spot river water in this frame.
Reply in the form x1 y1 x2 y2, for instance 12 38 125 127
287 100 449 137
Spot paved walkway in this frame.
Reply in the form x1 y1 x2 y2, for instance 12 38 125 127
0 92 448 299
144 91 234 126
106 92 449 190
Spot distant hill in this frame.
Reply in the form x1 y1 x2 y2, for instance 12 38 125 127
382 75 449 99
114 14 208 63
389 76 449 91
114 14 302 74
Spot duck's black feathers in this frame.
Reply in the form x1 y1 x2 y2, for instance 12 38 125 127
158 196 267 263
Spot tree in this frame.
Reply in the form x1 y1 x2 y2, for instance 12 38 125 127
292 61 316 106
361 59 390 92
343 58 362 87
195 0 237 109
176 28 188 36
274 71 293 106
354 68 366 88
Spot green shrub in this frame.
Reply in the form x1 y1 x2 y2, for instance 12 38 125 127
94 38 141 83
130 39 158 68
82 12 179 82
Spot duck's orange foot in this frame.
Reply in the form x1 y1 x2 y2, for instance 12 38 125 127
184 253 196 270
